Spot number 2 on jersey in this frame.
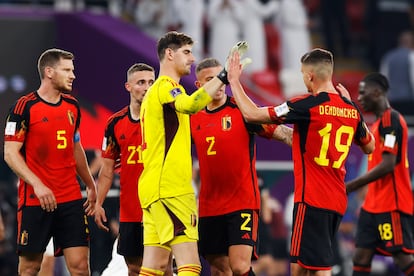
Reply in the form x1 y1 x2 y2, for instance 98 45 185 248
206 136 217 155
314 123 354 168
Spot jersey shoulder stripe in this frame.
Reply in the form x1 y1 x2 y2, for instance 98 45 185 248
381 109 392 128
14 92 37 115
61 93 79 106
107 106 129 126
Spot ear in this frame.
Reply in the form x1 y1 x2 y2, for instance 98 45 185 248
308 72 313 82
166 48 174 61
194 80 201 88
125 82 131 92
45 66 54 79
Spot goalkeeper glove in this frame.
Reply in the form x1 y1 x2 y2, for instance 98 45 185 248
217 41 252 85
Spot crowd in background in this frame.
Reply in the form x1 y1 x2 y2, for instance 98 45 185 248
0 0 414 275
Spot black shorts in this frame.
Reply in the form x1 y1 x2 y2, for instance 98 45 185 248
290 203 342 270
356 209 414 255
198 209 259 260
117 222 144 257
17 199 89 256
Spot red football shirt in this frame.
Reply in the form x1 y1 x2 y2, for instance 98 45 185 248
269 92 372 215
101 106 143 222
4 92 82 207
362 109 413 215
191 96 276 217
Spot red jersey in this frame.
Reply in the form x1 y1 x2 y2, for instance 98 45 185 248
191 96 277 217
101 106 143 222
362 109 413 215
268 92 372 215
4 92 82 207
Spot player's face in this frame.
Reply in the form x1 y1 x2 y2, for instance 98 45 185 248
195 66 225 101
50 58 75 92
173 45 195 76
126 70 155 104
357 81 377 112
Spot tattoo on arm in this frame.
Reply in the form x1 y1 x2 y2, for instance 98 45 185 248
275 125 293 147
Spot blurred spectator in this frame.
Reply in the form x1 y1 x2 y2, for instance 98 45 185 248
319 0 351 57
253 179 289 276
54 0 84 11
274 0 310 98
134 0 170 40
0 160 18 275
170 0 205 60
238 0 278 73
364 0 414 70
380 30 414 115
207 0 244 64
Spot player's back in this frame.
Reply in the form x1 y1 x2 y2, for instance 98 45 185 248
287 92 364 214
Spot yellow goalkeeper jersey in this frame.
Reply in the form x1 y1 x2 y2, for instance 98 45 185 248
139 75 212 208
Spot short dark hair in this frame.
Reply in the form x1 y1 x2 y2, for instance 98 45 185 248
157 31 194 60
38 48 74 79
300 48 333 66
362 72 389 92
127 63 155 80
195 58 222 74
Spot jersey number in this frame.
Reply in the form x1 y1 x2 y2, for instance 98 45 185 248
127 146 143 164
378 223 393 241
56 130 67 149
314 123 354 168
206 136 217 155
240 213 251 231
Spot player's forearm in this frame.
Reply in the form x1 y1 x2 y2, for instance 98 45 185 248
96 161 115 205
229 78 272 123
273 125 293 147
346 160 394 193
175 87 212 114
4 142 43 188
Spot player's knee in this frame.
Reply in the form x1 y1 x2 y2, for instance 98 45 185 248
231 266 255 276
18 255 42 276
229 260 252 276
19 263 41 276
66 259 89 276
127 263 142 276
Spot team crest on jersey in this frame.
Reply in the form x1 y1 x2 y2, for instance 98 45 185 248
20 230 28 245
221 115 232 131
67 110 75 125
170 87 182 98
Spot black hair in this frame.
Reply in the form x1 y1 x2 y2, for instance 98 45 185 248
362 72 389 92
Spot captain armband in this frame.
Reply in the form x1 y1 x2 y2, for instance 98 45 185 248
267 102 289 124
74 132 81 143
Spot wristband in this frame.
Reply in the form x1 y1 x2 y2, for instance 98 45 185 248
216 68 229 85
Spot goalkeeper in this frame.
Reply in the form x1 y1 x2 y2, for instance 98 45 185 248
138 31 248 276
